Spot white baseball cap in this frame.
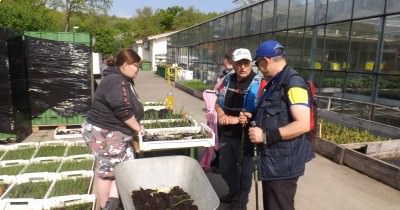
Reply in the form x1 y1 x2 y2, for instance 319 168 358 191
232 48 252 62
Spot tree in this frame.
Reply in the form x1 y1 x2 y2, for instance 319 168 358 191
0 0 59 31
48 0 113 32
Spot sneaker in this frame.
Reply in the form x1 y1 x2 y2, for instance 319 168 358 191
219 193 234 203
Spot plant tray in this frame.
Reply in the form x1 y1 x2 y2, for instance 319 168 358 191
138 123 215 151
141 115 198 129
44 194 95 210
0 198 43 210
115 156 219 210
54 128 83 140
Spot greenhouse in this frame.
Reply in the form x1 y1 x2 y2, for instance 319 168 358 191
167 0 400 127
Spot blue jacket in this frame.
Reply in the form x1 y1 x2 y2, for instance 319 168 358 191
255 66 315 180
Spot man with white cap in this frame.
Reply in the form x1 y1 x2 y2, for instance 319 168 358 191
215 48 266 209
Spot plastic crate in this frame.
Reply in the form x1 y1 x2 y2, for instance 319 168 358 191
44 194 95 210
138 123 215 151
54 128 82 140
115 155 219 210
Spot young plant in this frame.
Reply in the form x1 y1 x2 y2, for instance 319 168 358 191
7 181 52 199
2 148 36 160
319 119 386 144
49 177 92 197
23 161 61 173
59 159 94 172
0 165 25 175
66 146 91 156
35 145 67 157
50 203 93 210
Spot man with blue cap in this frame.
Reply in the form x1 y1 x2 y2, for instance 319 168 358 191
245 40 315 210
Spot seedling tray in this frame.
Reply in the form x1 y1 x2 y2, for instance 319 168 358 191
54 128 83 140
138 123 215 151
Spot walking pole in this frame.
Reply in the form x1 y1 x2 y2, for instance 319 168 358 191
250 121 259 210
238 109 247 210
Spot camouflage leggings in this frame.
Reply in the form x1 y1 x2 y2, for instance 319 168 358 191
82 122 134 180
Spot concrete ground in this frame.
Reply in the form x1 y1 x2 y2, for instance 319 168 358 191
24 70 400 210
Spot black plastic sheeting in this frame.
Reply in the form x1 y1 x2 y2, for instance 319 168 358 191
0 28 14 132
7 35 32 140
24 37 92 117
0 28 31 141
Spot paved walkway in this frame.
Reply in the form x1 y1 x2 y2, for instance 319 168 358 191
135 71 400 210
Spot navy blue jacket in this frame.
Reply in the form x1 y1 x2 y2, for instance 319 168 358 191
255 66 315 180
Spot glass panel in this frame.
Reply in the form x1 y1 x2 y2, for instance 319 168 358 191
382 15 400 75
306 0 327 26
208 20 215 41
261 0 274 32
259 33 273 44
303 26 325 70
250 3 262 34
226 14 234 38
320 71 345 97
287 29 304 68
325 22 350 71
200 23 208 43
233 11 242 37
378 75 400 104
217 17 226 40
288 0 306 29
274 0 289 30
353 0 385 19
241 8 251 36
345 73 374 102
274 31 287 46
349 18 382 72
326 0 353 23
386 0 400 14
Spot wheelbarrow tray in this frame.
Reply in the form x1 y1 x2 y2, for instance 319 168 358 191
114 155 219 210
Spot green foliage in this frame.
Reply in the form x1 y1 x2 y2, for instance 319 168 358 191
180 80 213 91
59 159 94 172
319 119 386 144
0 1 220 55
0 0 58 31
0 165 25 175
49 177 92 197
35 145 67 157
50 203 93 210
24 161 61 173
2 148 36 160
66 145 91 156
8 181 52 198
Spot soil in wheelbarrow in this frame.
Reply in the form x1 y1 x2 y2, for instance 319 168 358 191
131 186 198 210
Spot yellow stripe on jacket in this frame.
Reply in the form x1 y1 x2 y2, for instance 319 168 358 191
288 87 309 105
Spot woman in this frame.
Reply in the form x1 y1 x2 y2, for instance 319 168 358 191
82 48 144 210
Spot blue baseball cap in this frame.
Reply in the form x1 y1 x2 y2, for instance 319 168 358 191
254 40 285 60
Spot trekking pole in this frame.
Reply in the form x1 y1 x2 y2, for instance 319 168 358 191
238 109 246 210
250 121 259 210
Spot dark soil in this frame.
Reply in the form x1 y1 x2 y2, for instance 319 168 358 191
131 186 198 210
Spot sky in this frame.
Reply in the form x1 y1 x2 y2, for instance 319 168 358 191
109 0 239 18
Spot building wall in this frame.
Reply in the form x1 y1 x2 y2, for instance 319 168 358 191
151 37 168 71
